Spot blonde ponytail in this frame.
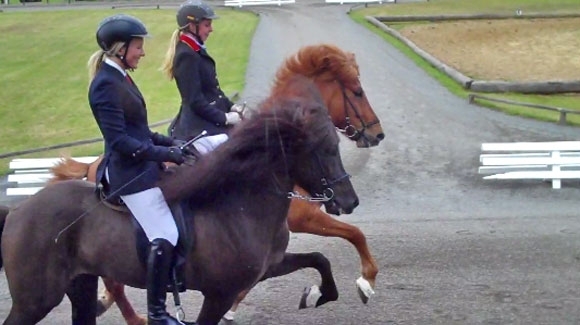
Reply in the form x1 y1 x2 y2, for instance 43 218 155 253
87 42 126 83
161 29 181 80
87 50 105 83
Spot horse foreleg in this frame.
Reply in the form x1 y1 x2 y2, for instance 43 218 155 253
261 252 338 309
67 274 99 325
197 294 238 325
287 199 378 303
102 277 146 325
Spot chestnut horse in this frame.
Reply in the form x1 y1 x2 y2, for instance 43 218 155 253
49 43 383 324
1 77 359 325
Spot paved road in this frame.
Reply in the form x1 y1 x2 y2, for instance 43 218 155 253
1 1 580 324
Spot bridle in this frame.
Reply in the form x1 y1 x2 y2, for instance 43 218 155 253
287 144 350 203
335 80 381 142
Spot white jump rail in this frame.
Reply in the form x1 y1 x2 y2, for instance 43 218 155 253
224 0 295 7
479 141 580 189
325 0 391 4
6 156 98 196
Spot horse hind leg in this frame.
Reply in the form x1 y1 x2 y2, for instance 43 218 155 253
99 277 146 325
222 288 251 321
261 252 339 310
4 280 67 325
287 201 378 303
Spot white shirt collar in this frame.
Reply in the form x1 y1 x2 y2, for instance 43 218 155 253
182 33 206 49
104 58 127 77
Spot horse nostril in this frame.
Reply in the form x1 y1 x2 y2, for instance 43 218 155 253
377 133 385 141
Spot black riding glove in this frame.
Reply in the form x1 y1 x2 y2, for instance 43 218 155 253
164 147 185 165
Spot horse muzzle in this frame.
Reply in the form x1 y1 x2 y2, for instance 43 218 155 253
355 127 385 148
324 193 359 216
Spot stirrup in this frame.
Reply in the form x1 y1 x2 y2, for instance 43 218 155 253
171 284 196 325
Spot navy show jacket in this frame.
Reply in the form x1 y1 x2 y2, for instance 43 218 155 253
89 63 174 196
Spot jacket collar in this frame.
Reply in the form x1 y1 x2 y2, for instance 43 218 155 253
180 33 203 52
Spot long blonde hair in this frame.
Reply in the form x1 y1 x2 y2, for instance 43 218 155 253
87 42 126 82
160 29 182 80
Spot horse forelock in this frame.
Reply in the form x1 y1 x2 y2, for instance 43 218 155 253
274 44 359 91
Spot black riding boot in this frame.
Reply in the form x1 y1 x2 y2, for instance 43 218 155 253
147 238 182 325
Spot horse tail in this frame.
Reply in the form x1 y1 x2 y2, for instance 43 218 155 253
0 205 9 269
48 157 92 185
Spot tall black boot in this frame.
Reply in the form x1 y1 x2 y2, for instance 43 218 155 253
147 238 182 325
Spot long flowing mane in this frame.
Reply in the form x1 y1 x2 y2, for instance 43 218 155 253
159 76 332 204
274 44 359 88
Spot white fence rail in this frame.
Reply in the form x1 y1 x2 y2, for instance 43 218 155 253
224 0 295 7
479 141 580 189
6 156 98 196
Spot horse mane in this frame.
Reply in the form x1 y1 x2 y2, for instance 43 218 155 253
159 76 330 204
274 44 359 87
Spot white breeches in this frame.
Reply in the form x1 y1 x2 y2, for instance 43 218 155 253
192 133 229 155
121 187 179 246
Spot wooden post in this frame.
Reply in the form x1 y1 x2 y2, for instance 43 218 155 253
468 94 475 104
558 111 567 126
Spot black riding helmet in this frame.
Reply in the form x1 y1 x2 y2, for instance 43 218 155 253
96 14 149 51
176 0 219 29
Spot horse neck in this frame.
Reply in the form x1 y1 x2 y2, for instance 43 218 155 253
192 171 294 246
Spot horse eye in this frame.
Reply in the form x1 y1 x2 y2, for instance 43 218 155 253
353 89 363 97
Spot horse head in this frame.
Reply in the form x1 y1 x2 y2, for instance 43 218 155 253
274 44 385 148
261 75 359 215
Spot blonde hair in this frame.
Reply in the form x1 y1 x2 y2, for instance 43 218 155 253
87 42 126 82
160 29 182 80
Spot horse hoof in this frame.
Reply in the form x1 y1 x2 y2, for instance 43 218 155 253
356 276 375 304
299 285 322 309
223 310 236 321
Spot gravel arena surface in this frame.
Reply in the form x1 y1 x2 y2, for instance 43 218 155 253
1 1 580 324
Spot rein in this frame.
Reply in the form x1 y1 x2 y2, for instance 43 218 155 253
335 80 380 141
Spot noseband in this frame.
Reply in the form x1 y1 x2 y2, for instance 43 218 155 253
335 81 380 141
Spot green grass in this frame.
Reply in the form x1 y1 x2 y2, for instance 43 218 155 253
0 9 257 173
350 0 580 125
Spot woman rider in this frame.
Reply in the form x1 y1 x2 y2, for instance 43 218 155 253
162 0 244 154
88 14 192 325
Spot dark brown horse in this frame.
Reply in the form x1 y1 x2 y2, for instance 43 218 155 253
0 77 358 325
49 43 383 324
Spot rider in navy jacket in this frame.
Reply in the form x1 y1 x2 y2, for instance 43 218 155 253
163 0 243 145
90 62 181 195
88 14 191 325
